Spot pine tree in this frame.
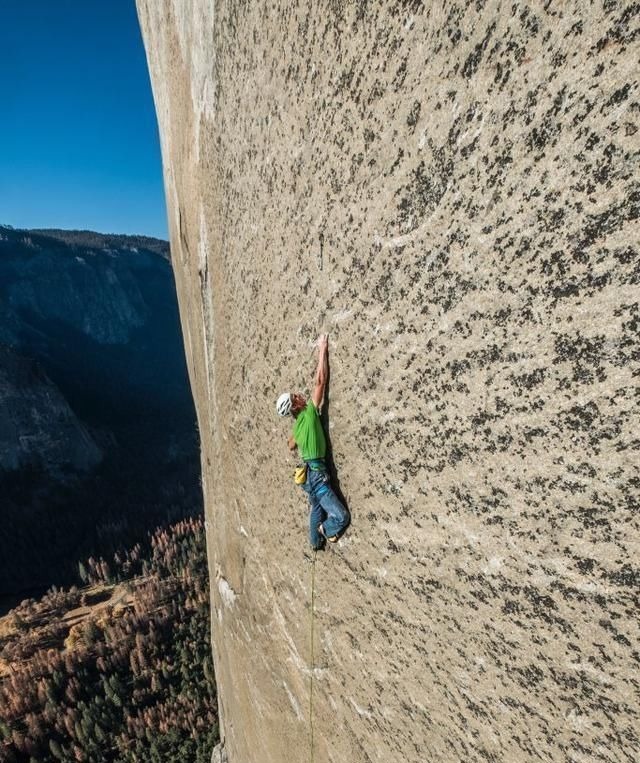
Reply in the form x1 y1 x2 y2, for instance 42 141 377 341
49 739 64 760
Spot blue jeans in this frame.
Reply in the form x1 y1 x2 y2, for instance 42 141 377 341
302 467 350 549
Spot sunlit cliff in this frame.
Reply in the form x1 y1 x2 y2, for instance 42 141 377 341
136 2 639 761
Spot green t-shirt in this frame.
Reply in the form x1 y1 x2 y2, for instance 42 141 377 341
293 402 326 461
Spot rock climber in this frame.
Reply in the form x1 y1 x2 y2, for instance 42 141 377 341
276 334 350 549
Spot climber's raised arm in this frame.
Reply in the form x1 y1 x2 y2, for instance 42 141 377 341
311 334 329 409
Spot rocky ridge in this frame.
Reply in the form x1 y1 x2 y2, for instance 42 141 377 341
0 226 167 347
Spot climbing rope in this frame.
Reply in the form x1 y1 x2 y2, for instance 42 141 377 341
309 548 317 763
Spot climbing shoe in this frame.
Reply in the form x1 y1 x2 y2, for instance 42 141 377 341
318 524 338 543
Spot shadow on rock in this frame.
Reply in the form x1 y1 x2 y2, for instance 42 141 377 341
321 366 352 538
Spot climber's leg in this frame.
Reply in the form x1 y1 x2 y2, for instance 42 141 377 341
318 486 350 540
308 494 326 549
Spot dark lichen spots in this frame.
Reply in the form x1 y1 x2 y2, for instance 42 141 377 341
554 333 608 384
607 82 631 107
562 402 600 432
575 557 597 574
387 147 405 176
393 57 409 91
606 564 640 590
393 153 452 234
565 19 583 38
393 0 424 16
527 119 558 153
515 663 545 687
406 100 421 130
363 127 376 150
462 22 496 79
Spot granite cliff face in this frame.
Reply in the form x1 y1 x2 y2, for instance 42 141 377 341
0 344 101 474
136 3 639 762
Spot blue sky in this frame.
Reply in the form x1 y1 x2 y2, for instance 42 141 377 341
0 1 167 239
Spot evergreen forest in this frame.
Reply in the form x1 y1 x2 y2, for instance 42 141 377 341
0 517 218 762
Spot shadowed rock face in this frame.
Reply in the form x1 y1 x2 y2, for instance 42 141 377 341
0 227 192 430
0 228 160 346
136 2 639 762
0 345 101 474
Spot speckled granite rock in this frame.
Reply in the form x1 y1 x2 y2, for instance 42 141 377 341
136 2 639 761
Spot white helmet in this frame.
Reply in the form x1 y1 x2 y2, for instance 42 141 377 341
276 392 292 416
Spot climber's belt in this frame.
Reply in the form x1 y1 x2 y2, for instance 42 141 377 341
305 459 327 472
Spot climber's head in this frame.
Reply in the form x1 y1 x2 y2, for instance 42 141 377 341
276 392 306 417
290 393 306 416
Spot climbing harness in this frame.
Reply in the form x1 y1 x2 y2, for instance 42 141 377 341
309 548 317 763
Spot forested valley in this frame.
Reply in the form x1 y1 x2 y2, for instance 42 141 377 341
0 516 218 762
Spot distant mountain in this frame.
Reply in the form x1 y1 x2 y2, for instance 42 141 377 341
0 225 201 604
21 227 169 259
0 225 193 442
